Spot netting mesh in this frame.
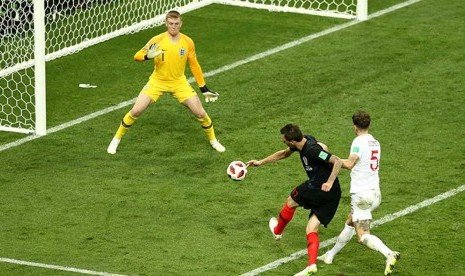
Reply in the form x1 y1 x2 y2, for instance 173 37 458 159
0 69 35 131
1 0 36 133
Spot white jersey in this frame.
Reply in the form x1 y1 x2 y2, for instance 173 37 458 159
349 133 381 193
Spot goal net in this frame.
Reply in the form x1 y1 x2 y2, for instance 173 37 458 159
0 0 366 135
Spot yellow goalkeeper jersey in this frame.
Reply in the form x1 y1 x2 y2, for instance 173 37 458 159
134 32 206 87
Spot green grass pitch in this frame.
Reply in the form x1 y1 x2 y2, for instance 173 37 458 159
0 0 464 275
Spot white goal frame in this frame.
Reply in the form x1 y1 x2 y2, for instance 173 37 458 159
218 0 367 20
0 0 367 136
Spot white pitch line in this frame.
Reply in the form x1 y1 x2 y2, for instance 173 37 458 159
0 99 134 152
0 258 127 276
240 184 465 276
0 0 422 154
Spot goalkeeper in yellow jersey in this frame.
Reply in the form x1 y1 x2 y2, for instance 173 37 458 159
107 10 225 154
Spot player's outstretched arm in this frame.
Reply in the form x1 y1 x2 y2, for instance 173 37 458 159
246 160 262 167
342 154 359 170
247 149 292 167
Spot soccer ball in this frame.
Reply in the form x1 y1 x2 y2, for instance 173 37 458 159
227 161 248 181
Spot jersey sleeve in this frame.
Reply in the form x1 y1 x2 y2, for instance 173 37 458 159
350 138 362 157
186 38 206 87
317 148 332 163
134 48 146 61
309 144 332 164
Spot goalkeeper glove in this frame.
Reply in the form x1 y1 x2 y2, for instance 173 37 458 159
200 85 219 103
145 44 163 59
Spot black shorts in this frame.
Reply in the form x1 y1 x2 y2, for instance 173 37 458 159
290 181 341 227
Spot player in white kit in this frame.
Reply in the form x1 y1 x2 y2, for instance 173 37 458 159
317 111 400 275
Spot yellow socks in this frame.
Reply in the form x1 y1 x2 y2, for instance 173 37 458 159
115 112 216 143
115 112 137 139
197 114 216 141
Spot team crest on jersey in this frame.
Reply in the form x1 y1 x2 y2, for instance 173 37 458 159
302 157 313 171
179 48 186 57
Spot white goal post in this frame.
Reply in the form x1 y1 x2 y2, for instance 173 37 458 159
0 0 367 135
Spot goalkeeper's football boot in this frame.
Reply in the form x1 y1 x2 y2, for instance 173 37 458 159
384 251 400 275
268 217 282 241
210 139 225 152
294 264 317 276
107 137 121 154
317 253 333 264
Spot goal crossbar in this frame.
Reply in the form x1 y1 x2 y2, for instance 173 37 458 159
215 0 357 20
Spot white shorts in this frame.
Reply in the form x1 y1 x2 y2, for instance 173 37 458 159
350 189 381 222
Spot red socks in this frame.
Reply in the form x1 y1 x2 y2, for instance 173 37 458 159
274 202 319 266
275 202 296 234
306 232 319 265
275 202 319 266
